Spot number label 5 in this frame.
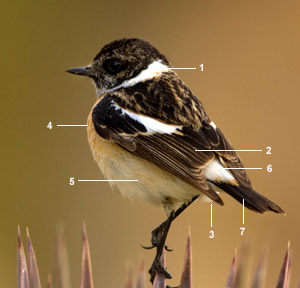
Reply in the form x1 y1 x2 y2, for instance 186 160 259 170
69 177 75 185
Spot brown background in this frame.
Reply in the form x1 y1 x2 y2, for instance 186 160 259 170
1 0 299 287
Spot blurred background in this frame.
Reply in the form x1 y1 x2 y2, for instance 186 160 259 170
1 0 299 287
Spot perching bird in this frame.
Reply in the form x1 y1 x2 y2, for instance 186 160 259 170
67 38 284 282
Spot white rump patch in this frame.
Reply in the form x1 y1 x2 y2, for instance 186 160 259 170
210 121 217 129
204 159 236 182
113 103 181 134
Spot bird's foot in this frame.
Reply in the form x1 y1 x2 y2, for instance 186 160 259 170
141 220 173 251
149 256 172 283
143 212 175 284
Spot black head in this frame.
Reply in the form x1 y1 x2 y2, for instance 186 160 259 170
67 38 170 96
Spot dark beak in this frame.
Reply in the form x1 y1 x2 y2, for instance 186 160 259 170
66 66 96 77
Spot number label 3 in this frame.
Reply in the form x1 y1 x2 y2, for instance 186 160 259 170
209 230 215 238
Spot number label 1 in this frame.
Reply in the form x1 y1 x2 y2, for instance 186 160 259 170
240 227 245 236
47 121 53 130
199 64 204 71
69 177 75 185
209 230 214 239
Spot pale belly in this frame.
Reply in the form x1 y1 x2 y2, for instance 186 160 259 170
87 114 211 210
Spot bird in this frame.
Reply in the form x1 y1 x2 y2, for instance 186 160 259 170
66 38 284 283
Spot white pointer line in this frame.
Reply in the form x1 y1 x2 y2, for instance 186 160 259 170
195 149 262 152
223 168 262 170
78 179 138 182
210 204 213 228
57 125 88 127
170 68 197 70
243 199 245 225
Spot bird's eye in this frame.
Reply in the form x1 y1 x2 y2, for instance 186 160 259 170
103 58 123 75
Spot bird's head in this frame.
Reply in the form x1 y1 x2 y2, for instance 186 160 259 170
66 38 170 96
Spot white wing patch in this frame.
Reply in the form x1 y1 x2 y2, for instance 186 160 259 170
204 159 236 183
113 102 182 134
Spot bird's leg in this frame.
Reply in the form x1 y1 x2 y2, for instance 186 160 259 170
149 210 174 283
148 195 200 283
143 195 200 250
173 195 199 220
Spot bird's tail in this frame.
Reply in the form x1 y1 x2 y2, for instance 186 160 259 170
210 181 284 214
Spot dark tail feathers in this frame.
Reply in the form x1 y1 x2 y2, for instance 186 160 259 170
210 181 284 214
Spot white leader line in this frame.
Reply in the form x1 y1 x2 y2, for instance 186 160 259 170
78 179 138 182
170 68 197 70
195 149 262 152
223 168 262 170
210 204 213 228
243 199 245 225
57 124 88 126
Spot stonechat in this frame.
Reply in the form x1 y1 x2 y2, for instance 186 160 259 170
67 38 284 282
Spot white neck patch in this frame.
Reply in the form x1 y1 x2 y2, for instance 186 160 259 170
123 60 170 88
103 60 170 95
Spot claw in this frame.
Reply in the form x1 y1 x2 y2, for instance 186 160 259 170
141 244 173 251
165 245 173 252
141 244 155 250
